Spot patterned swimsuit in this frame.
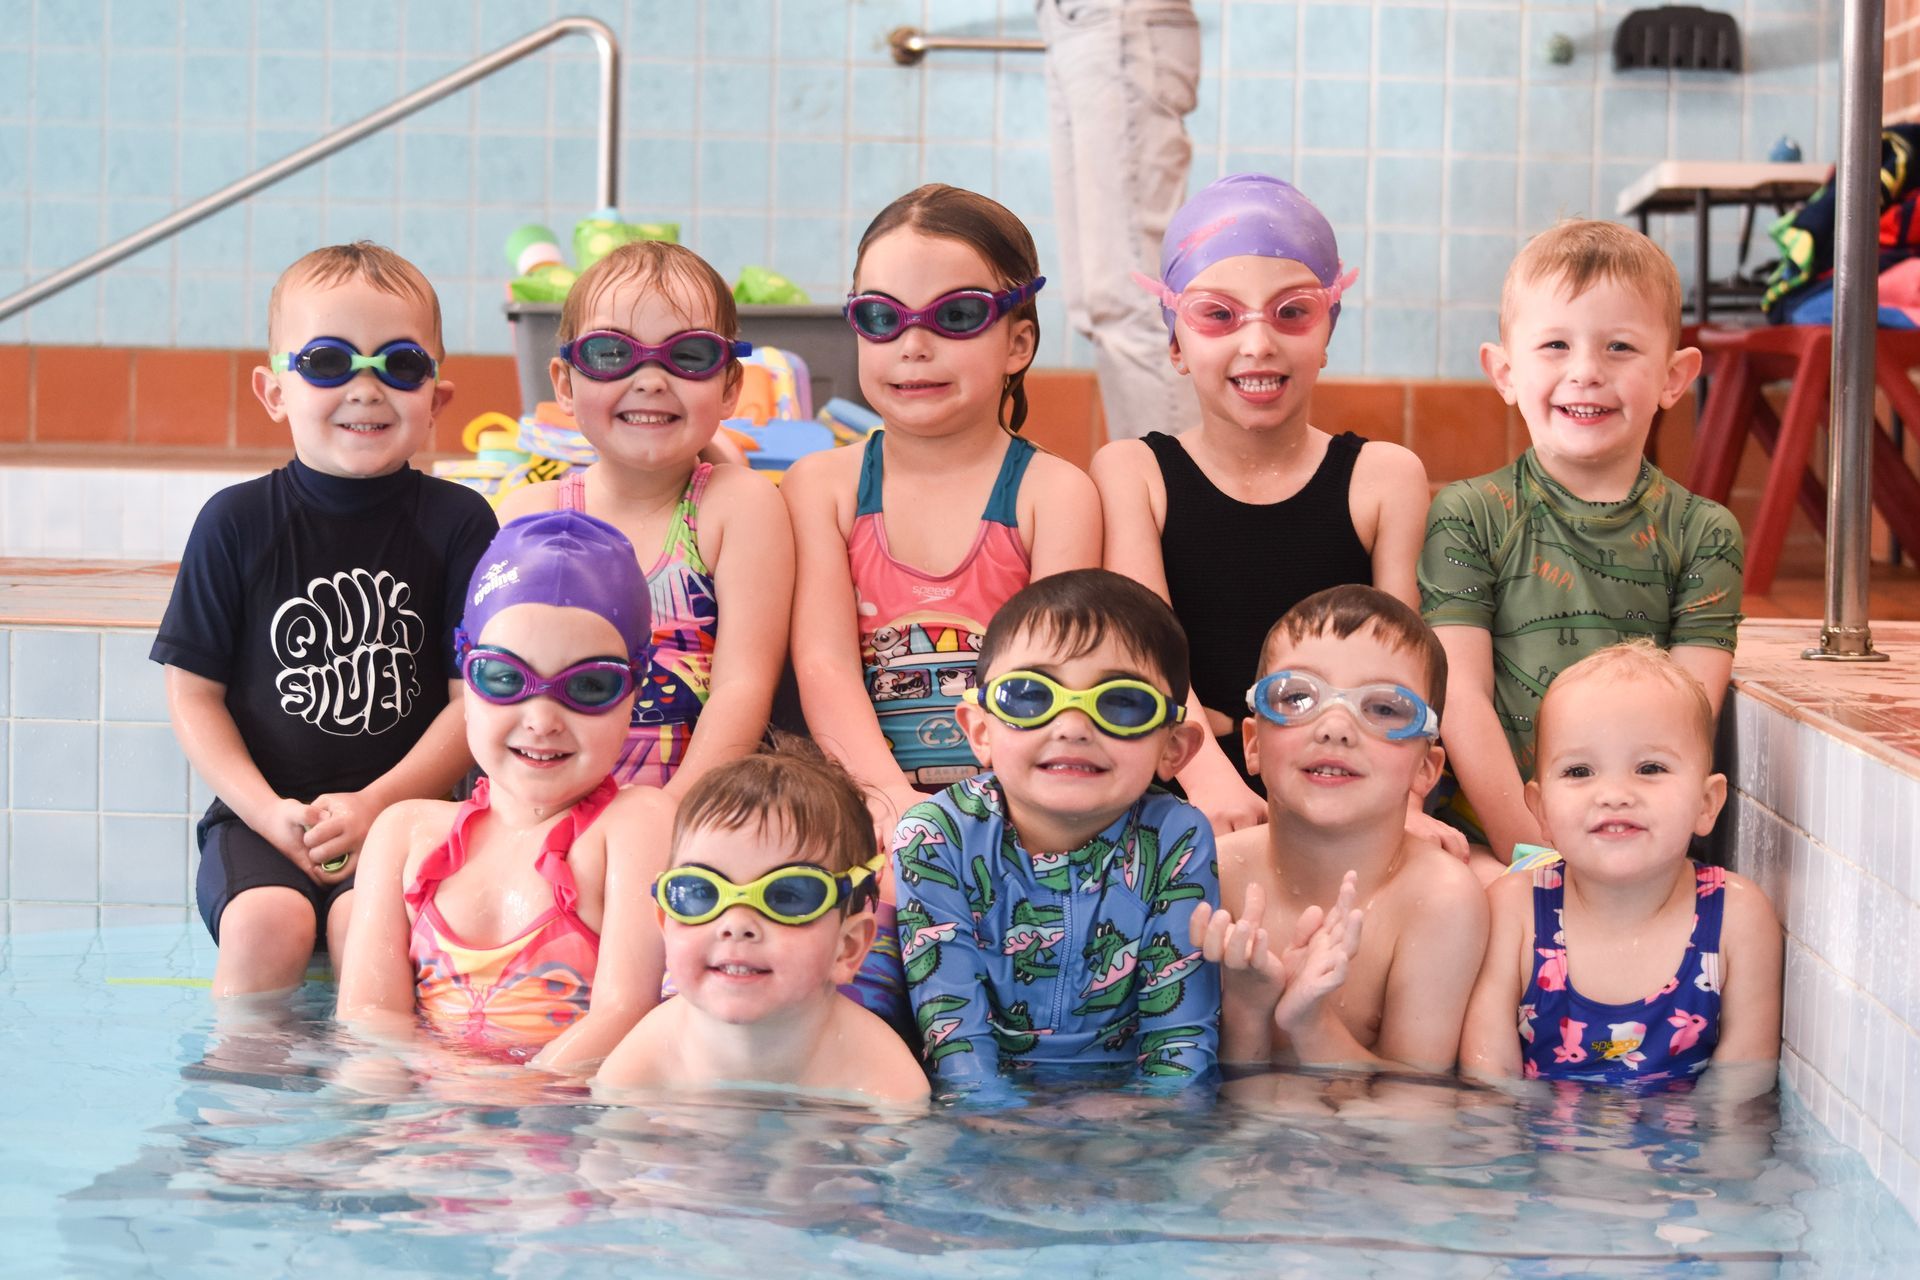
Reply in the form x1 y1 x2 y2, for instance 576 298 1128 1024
848 431 1035 788
1518 860 1726 1084
558 467 717 787
408 776 613 1052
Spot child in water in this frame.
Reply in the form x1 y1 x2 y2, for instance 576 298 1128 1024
497 241 792 797
337 511 674 1071
1460 641 1781 1085
597 743 929 1105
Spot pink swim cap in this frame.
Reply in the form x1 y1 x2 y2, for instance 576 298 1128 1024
1144 173 1354 333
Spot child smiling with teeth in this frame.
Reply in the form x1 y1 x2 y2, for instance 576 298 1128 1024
1418 220 1744 878
892 570 1220 1094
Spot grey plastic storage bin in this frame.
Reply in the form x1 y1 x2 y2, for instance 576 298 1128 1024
504 301 866 416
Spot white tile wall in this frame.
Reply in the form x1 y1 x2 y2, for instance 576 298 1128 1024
0 466 266 560
1726 686 1920 1229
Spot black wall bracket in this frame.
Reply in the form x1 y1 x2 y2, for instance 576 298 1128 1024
1614 5 1742 73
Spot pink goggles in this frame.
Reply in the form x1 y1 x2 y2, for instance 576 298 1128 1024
1131 268 1357 337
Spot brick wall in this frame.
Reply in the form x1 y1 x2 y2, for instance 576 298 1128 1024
1890 0 1920 123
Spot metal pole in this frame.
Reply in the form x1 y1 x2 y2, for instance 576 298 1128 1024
1806 0 1889 662
0 16 619 325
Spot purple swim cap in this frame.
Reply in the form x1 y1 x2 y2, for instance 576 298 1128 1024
457 510 652 661
1137 173 1356 332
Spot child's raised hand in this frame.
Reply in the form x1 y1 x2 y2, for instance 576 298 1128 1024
1190 882 1287 1005
1187 774 1268 835
1274 871 1365 1036
1403 799 1469 862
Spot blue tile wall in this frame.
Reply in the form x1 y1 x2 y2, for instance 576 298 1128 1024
5 0 1838 375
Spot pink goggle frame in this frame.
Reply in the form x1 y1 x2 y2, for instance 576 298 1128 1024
1131 267 1358 337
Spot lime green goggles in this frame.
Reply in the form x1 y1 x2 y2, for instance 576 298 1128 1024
651 852 886 927
967 669 1184 739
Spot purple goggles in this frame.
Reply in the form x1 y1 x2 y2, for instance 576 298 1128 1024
460 645 638 715
558 329 753 382
843 278 1046 342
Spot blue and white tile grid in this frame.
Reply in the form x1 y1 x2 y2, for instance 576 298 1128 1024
0 0 1836 376
1 626 204 934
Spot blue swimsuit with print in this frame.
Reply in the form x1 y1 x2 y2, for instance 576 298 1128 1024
1519 860 1726 1085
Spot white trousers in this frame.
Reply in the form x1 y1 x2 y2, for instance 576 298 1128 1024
1037 0 1200 441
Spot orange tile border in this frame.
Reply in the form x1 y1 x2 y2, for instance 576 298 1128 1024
1313 381 1409 446
130 349 236 448
232 355 283 450
35 347 133 444
1408 382 1513 482
438 354 522 453
0 346 28 443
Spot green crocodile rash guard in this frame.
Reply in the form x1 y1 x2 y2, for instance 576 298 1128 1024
1417 449 1744 780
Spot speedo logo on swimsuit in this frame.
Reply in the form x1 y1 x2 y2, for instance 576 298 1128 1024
1593 1037 1643 1060
472 559 520 607
909 584 957 603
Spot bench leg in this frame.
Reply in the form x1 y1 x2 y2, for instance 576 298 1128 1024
1745 341 1831 594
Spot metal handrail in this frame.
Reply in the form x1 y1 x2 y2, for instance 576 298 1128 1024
0 16 619 325
887 26 1044 66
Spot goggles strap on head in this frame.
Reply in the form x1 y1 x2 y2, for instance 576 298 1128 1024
1130 270 1181 310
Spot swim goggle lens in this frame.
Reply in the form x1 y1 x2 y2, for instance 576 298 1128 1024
968 670 1183 739
460 646 638 715
652 853 886 926
273 337 439 390
843 278 1046 342
558 329 753 382
1175 288 1336 338
1245 671 1440 741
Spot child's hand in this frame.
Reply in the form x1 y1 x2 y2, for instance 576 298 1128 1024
259 796 318 869
1186 774 1267 835
1404 805 1469 862
303 789 381 876
868 783 932 848
1190 882 1287 1009
1274 872 1365 1037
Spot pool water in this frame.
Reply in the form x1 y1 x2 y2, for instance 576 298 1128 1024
4 924 1917 1278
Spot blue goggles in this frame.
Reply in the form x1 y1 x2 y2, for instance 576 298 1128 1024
1245 671 1440 741
272 337 439 391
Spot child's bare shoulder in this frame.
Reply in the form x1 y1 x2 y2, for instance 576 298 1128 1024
1482 865 1536 919
1717 868 1781 933
1088 436 1159 485
493 479 563 521
374 797 461 875
700 460 781 508
1386 837 1488 917
1213 824 1275 895
1024 448 1099 498
601 784 675 843
1350 439 1427 490
829 1002 932 1102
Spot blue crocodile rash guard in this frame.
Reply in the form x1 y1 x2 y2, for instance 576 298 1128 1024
892 774 1221 1089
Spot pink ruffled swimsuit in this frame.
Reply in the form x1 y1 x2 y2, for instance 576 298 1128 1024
408 775 615 1051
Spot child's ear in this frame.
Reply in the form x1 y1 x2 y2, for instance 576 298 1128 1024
548 357 575 415
1522 777 1546 834
719 363 743 419
1003 317 1037 374
1411 740 1446 799
1694 771 1729 837
1168 335 1187 375
1157 718 1206 780
1480 341 1517 404
956 695 996 768
1660 343 1705 409
1241 715 1262 778
430 378 456 419
252 364 288 423
832 909 879 986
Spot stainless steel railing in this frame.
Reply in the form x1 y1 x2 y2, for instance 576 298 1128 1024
887 26 1044 65
0 16 620 325
1806 0 1888 662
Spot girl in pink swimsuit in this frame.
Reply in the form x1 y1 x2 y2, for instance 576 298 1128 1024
495 241 793 796
785 183 1105 831
337 511 675 1069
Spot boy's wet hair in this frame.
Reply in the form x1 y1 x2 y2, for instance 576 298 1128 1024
1260 585 1448 719
556 240 739 346
1537 638 1715 758
268 241 443 356
975 569 1191 705
1500 219 1684 347
852 183 1042 435
671 734 873 878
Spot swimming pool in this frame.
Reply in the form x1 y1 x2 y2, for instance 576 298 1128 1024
5 922 1916 1278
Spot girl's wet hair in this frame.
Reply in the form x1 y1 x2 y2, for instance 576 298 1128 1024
852 183 1042 435
670 734 874 876
556 241 740 344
